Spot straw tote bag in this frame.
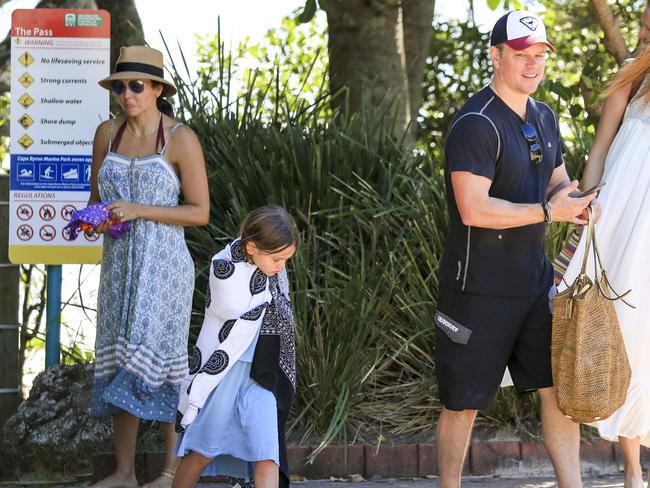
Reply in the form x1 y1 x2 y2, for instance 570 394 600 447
551 207 633 423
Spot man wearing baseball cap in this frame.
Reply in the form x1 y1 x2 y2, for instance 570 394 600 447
434 10 598 487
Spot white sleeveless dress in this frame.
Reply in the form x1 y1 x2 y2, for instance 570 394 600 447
560 74 650 446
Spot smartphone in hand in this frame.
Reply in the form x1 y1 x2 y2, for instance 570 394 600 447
571 182 606 198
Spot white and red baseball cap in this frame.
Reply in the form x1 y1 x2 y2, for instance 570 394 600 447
490 10 556 52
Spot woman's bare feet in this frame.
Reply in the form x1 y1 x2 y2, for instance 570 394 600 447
141 469 175 488
89 471 138 488
623 468 644 488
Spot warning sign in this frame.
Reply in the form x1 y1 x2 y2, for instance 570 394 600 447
9 8 110 264
18 113 33 129
62 227 72 241
39 224 56 241
39 204 56 221
18 51 34 67
16 203 33 220
17 134 33 149
61 204 77 221
18 72 34 88
18 93 34 109
17 224 33 241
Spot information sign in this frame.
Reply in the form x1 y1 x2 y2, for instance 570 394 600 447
9 9 110 264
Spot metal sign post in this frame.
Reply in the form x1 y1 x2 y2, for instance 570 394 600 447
45 265 62 366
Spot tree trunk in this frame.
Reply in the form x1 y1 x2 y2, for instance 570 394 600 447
326 0 435 143
402 0 435 137
589 0 631 65
326 0 410 130
95 0 144 69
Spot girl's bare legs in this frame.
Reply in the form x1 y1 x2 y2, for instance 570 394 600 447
90 412 139 488
171 451 212 488
619 436 643 488
254 460 279 488
143 422 180 488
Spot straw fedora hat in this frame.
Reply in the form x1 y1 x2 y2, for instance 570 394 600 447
99 46 176 97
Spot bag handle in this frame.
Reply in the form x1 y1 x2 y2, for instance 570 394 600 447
578 207 594 275
570 207 596 299
588 206 635 307
576 206 634 308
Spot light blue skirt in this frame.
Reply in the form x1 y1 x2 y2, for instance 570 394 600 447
176 359 279 479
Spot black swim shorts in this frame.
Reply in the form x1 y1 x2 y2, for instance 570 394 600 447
434 285 554 411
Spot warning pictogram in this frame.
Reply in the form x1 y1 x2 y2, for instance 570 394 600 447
16 203 33 221
18 72 34 88
18 113 33 129
17 134 33 149
18 51 34 68
61 204 77 221
18 93 34 108
39 204 55 221
39 225 56 241
17 224 33 241
62 226 73 241
84 231 99 242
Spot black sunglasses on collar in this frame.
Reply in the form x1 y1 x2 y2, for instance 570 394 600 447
110 79 147 96
521 122 543 166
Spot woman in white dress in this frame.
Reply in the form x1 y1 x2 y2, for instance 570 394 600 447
561 7 650 486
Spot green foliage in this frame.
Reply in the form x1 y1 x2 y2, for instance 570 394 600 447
166 32 451 445
485 0 522 11
25 336 45 350
419 20 493 148
296 0 332 22
61 343 94 365
193 15 329 123
298 0 318 23
0 93 9 172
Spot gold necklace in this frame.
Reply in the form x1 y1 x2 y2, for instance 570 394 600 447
126 114 161 139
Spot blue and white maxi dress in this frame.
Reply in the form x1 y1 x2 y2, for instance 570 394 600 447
91 119 194 422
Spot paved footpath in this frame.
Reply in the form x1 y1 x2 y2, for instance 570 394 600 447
209 475 631 488
0 475 634 487
297 476 632 487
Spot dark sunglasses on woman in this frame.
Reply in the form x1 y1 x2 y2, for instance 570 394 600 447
110 79 147 96
521 122 544 166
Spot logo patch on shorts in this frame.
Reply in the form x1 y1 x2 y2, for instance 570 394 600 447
434 311 472 345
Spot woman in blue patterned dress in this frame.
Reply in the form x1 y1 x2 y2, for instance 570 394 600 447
87 46 209 488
